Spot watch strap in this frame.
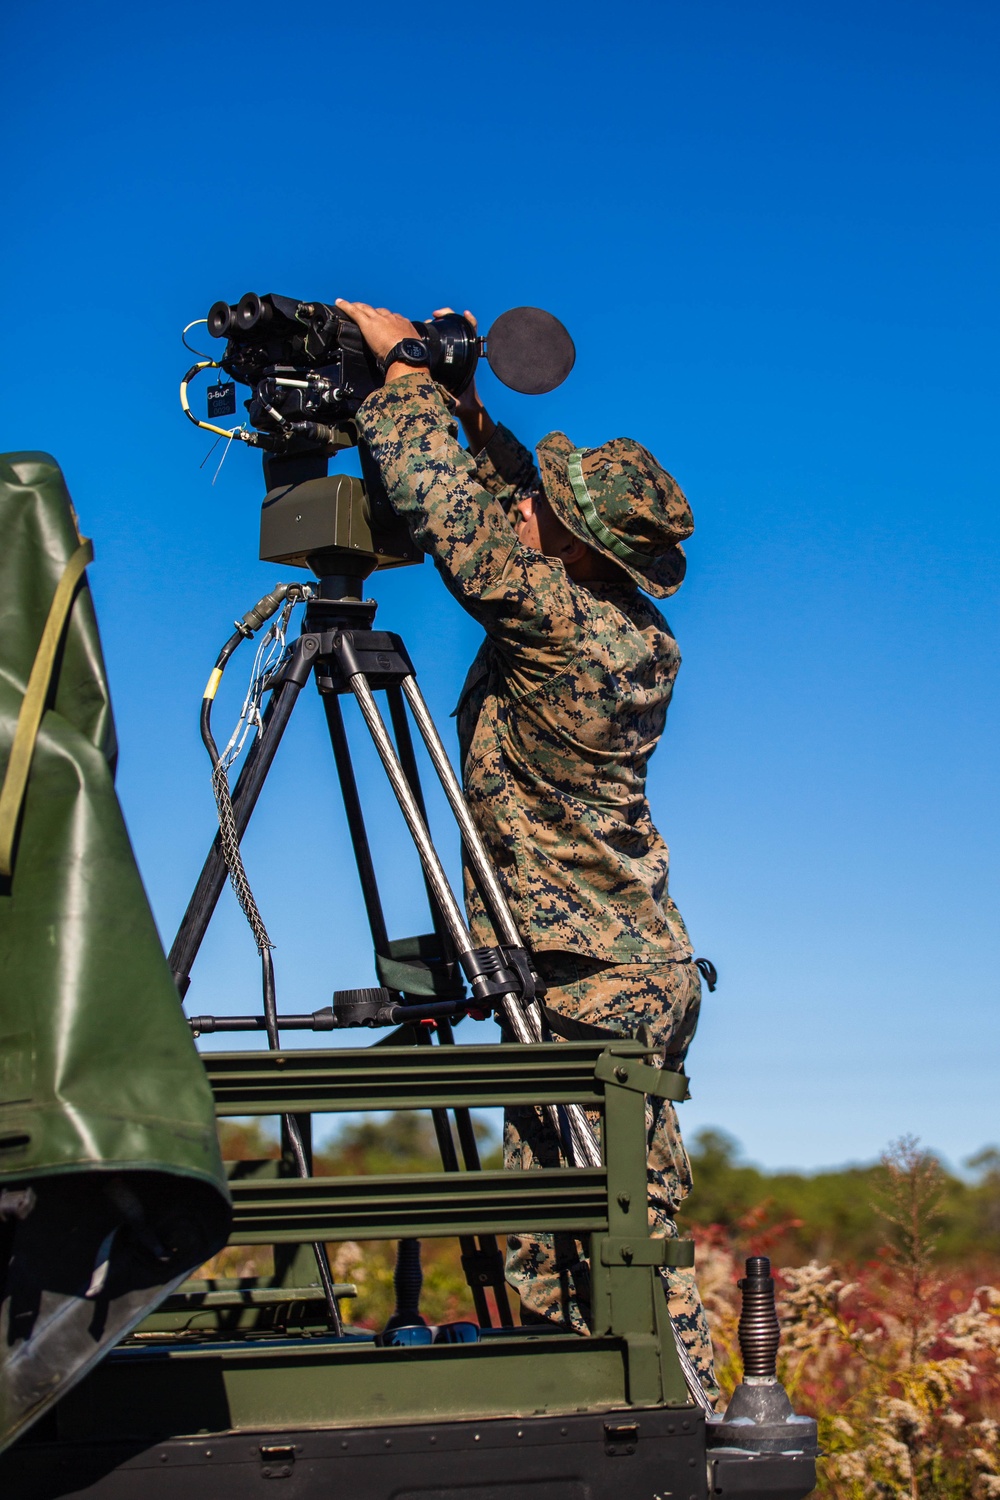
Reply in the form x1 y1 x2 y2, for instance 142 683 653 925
381 339 429 374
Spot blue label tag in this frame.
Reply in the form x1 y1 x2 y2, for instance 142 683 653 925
207 382 237 419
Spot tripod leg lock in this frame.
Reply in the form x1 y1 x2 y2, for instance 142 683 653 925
460 945 540 1009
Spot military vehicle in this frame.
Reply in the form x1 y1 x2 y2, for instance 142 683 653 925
0 301 818 1496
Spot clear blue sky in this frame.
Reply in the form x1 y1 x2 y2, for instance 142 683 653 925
4 0 997 1172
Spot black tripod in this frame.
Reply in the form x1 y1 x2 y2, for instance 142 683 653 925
168 575 598 1335
165 574 718 1409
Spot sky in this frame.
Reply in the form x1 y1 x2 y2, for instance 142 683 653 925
3 0 998 1172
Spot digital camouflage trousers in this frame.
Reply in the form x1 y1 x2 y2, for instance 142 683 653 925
503 953 719 1402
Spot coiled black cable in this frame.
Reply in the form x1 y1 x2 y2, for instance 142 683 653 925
198 599 342 1336
738 1255 781 1378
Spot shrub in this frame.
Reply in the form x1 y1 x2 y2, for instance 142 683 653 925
698 1138 1000 1499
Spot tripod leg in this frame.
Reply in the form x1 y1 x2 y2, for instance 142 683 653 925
348 676 553 1101
399 679 601 1171
350 675 594 1259
328 687 500 1332
169 673 305 994
432 1018 514 1327
410 1026 496 1328
400 678 522 952
348 671 557 1086
347 674 478 961
325 693 487 1319
384 687 459 968
321 694 392 953
350 672 597 1168
385 690 516 1326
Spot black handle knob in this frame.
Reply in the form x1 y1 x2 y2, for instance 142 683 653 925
737 1254 781 1378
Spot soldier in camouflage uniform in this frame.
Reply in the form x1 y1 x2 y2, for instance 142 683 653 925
341 300 717 1400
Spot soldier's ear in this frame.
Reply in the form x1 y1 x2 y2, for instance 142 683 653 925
556 535 590 565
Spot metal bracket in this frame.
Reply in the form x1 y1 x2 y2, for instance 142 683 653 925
460 1244 506 1288
603 1419 639 1456
594 1051 690 1101
599 1237 696 1268
331 629 415 686
260 1443 296 1479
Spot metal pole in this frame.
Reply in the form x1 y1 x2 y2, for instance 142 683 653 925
321 694 392 952
347 675 572 1151
400 678 520 948
324 691 494 1323
385 685 458 970
347 674 477 954
383 692 512 1323
400 678 601 1171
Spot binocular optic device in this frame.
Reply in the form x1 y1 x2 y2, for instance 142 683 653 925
188 293 576 580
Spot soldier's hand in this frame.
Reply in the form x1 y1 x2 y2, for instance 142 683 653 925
432 306 477 331
335 300 421 365
433 306 494 451
432 307 481 417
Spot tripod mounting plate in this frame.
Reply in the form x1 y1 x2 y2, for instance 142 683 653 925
278 626 416 695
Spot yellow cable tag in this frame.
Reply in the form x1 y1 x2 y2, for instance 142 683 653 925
204 667 224 701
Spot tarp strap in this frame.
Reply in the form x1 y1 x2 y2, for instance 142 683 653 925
0 538 93 877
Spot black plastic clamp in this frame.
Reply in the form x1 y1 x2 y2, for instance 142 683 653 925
458 945 538 1008
460 1244 506 1288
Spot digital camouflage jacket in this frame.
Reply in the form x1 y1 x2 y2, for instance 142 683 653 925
356 375 693 964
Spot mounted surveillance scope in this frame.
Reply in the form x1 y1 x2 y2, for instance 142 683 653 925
181 293 576 584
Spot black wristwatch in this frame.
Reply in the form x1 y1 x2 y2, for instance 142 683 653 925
380 338 430 374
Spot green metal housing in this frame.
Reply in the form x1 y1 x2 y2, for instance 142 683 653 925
2 1038 722 1498
5 1034 818 1497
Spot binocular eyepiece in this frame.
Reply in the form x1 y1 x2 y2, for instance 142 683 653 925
207 292 274 340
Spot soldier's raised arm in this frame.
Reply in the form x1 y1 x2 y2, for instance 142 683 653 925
431 308 538 507
335 299 593 683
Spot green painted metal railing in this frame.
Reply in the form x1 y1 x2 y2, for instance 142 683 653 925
190 1037 694 1410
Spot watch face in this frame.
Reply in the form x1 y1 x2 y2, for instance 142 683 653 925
400 339 427 361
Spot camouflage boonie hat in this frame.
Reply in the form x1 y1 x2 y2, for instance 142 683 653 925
535 431 693 598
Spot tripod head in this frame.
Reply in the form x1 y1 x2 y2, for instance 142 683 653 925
258 429 423 581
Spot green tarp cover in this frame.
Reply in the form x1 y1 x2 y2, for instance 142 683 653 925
0 453 231 1451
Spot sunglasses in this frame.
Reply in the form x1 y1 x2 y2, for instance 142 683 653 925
374 1322 480 1348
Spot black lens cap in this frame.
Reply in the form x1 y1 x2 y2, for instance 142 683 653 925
485 307 576 395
